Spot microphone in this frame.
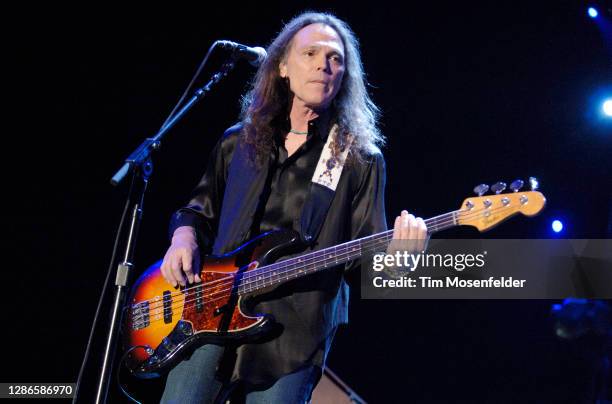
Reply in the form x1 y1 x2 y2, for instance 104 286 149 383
217 40 267 67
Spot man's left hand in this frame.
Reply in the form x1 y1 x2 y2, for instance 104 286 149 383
389 210 429 254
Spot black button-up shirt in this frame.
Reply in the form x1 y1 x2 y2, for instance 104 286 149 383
169 116 387 386
252 118 329 237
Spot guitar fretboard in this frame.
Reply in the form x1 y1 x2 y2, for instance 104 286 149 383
237 210 459 294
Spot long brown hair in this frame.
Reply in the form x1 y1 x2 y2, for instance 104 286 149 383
240 11 384 165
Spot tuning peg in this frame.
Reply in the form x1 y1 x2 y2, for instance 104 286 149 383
510 179 524 192
491 181 507 194
529 177 539 191
473 184 489 196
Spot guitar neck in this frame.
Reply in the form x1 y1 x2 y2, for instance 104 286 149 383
238 210 459 295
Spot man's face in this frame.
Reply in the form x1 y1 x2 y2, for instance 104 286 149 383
280 23 346 110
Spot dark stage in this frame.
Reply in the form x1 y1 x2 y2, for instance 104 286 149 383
4 2 612 403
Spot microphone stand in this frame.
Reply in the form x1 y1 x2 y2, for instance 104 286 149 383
88 59 237 404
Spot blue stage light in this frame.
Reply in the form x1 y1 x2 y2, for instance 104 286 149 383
603 99 612 117
588 7 598 18
552 220 563 233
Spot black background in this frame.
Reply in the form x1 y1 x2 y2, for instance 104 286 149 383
4 1 612 403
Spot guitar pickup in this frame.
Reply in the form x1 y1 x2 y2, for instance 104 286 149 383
195 284 204 313
163 291 172 324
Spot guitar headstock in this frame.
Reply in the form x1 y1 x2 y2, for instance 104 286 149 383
457 178 546 232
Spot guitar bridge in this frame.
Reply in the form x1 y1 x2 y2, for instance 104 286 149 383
131 301 150 330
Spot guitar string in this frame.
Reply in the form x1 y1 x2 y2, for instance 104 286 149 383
132 236 397 327
133 209 458 308
188 200 527 291
132 235 393 325
131 202 524 323
135 200 519 309
132 203 524 326
132 202 532 326
132 210 454 312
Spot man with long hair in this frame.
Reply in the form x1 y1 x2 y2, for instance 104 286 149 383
159 11 427 403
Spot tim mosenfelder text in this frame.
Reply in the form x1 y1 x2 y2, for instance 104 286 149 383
370 251 527 289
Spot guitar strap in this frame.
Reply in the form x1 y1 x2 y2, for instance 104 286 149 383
299 123 353 244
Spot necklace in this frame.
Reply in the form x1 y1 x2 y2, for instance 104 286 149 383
289 129 308 135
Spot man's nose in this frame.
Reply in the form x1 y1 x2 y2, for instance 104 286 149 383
315 55 331 72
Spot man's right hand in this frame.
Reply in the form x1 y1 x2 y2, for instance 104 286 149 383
160 226 202 287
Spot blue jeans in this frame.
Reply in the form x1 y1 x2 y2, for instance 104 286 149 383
160 344 321 404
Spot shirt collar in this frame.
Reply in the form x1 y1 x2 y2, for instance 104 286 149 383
306 109 334 141
276 109 336 143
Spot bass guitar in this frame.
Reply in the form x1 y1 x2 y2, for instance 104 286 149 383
124 181 545 378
